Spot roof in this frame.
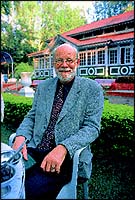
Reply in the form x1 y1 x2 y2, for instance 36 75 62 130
62 10 134 36
60 31 134 47
27 37 57 57
27 10 134 57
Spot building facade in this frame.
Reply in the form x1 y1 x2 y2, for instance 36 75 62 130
27 10 134 79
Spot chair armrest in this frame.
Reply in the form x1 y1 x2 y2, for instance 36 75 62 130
71 146 88 183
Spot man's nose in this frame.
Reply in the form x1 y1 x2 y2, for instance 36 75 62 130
62 60 68 67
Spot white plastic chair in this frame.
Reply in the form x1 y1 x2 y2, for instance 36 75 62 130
9 133 91 199
56 146 89 199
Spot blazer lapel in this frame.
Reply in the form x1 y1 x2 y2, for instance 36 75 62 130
57 77 81 123
46 78 58 124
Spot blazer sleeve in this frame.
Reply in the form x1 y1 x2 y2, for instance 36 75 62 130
59 82 104 158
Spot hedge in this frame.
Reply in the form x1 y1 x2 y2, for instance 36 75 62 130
2 93 134 158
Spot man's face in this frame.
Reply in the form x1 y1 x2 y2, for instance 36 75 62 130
54 45 79 83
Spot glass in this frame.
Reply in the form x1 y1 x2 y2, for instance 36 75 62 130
54 58 77 65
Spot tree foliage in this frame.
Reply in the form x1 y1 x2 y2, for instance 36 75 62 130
1 1 86 66
1 0 134 72
14 62 34 80
87 1 134 21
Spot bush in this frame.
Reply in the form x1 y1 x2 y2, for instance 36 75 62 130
115 76 134 83
14 62 34 80
2 93 134 158
3 93 33 128
82 75 116 80
92 100 134 158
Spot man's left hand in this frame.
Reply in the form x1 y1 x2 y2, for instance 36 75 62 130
40 145 67 173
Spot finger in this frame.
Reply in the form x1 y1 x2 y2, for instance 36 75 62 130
46 161 51 172
22 145 28 160
40 159 47 171
55 165 60 174
50 164 56 173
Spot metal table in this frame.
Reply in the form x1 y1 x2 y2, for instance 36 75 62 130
1 143 25 199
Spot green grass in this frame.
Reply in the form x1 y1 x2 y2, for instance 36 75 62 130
1 123 135 199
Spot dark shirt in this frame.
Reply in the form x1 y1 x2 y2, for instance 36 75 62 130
55 78 75 102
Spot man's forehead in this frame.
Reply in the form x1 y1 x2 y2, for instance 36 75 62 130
55 46 76 56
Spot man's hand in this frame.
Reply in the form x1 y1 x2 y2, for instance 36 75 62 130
40 145 67 173
12 136 28 160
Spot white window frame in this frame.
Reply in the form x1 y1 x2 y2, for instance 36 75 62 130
79 52 86 66
109 48 118 65
120 46 131 65
87 50 96 65
97 49 105 65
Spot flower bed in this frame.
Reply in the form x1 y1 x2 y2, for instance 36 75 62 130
109 82 134 90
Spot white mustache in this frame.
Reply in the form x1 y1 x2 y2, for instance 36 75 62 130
58 68 71 72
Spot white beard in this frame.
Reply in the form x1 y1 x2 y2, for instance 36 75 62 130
55 67 77 83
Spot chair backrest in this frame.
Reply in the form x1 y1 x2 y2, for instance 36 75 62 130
56 147 87 199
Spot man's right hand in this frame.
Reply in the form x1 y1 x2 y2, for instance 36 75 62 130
12 136 28 160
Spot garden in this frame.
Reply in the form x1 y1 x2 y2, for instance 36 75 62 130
1 92 134 199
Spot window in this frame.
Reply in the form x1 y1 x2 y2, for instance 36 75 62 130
40 58 44 69
98 50 105 64
87 52 91 65
92 51 96 65
87 51 96 65
121 47 130 64
79 52 86 66
109 49 118 64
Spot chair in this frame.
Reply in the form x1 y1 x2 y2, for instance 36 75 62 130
56 146 91 199
9 133 91 199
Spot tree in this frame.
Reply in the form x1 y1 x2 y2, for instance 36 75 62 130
1 1 86 66
34 1 86 49
14 62 34 80
87 1 134 21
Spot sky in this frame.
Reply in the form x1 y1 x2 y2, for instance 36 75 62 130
67 1 94 9
66 1 95 23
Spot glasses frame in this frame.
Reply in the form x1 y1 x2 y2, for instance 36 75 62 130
54 58 77 65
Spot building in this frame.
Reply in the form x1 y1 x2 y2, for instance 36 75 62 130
27 10 134 79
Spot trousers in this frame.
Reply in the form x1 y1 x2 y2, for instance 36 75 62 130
24 147 73 200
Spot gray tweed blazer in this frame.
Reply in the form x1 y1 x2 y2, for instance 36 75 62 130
16 76 104 178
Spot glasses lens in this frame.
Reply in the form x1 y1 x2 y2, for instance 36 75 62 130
55 58 76 65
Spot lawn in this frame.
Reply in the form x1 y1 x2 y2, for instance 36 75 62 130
1 123 135 199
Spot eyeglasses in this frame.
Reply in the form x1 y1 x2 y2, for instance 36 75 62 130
54 58 77 65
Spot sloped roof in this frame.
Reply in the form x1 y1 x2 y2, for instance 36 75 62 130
62 10 134 36
27 10 134 57
27 37 57 57
60 31 134 47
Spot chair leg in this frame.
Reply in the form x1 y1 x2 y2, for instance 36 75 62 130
83 180 89 199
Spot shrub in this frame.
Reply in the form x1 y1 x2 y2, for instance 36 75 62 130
14 62 34 80
2 93 134 158
92 100 134 158
115 76 134 83
3 93 33 128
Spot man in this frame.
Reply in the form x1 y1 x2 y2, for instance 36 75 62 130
12 43 104 199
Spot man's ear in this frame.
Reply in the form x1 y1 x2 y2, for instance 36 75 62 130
76 59 80 67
